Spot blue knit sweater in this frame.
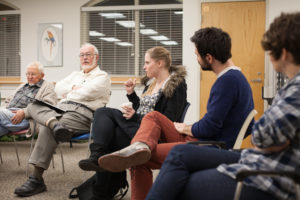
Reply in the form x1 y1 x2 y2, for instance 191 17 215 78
191 69 254 148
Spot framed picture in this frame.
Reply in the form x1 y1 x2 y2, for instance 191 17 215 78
38 23 63 67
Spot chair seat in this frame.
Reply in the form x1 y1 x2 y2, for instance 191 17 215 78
9 129 28 135
71 133 90 140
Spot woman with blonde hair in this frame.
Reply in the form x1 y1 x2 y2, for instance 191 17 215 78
78 46 188 199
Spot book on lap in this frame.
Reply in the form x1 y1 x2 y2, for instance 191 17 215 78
27 96 66 113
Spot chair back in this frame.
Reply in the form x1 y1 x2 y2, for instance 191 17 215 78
179 102 190 123
233 109 257 150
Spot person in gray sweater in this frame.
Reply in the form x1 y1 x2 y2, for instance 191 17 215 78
0 61 57 137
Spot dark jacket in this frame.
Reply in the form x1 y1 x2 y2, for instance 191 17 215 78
127 65 187 123
108 65 187 139
92 65 188 198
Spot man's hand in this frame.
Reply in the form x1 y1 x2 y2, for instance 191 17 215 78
124 79 136 95
122 106 135 120
11 109 25 124
254 140 291 153
174 122 193 136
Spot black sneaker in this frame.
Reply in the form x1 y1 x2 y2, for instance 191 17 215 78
79 158 104 172
53 123 73 142
14 176 47 197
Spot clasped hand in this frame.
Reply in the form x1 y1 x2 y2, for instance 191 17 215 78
10 109 25 124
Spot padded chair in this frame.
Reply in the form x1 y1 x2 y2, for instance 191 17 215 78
0 124 50 176
6 128 42 177
232 109 257 150
56 123 93 174
8 129 30 166
179 102 190 123
70 133 91 148
188 109 257 150
234 169 300 200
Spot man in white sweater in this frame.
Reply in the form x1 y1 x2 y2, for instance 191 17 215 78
14 43 111 197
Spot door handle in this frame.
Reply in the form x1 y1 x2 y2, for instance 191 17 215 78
251 78 262 83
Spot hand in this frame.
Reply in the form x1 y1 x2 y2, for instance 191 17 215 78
174 122 186 133
254 140 291 153
173 122 193 136
124 79 136 95
11 109 25 124
122 106 135 120
72 85 82 90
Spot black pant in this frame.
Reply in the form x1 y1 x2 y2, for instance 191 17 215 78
91 107 139 198
92 107 139 151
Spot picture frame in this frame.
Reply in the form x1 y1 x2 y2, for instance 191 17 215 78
37 23 63 67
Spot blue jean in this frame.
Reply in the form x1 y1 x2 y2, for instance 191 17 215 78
146 144 275 200
0 108 29 136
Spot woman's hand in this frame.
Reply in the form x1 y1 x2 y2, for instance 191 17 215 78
122 105 135 120
124 79 137 95
174 122 193 136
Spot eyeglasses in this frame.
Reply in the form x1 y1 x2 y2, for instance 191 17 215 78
26 73 39 77
79 53 95 58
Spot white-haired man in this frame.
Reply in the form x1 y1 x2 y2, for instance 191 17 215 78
14 43 111 197
0 61 56 136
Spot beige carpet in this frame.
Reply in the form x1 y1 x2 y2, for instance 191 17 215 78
0 140 131 200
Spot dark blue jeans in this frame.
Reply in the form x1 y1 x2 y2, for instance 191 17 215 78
146 144 275 200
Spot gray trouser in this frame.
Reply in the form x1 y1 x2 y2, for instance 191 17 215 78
27 102 92 169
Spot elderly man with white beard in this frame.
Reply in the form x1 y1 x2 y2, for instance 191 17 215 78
14 43 111 197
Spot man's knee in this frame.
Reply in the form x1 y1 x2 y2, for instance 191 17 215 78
0 109 12 119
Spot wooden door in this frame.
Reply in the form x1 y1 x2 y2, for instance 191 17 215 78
200 1 266 148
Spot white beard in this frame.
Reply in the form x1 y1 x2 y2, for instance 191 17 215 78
82 56 97 71
81 65 94 71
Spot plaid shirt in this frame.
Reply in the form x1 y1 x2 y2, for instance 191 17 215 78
7 80 44 109
218 71 300 200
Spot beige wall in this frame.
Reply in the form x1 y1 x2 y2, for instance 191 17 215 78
9 0 88 82
2 0 300 121
182 0 300 123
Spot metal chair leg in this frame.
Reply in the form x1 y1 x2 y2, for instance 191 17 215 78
234 181 243 200
87 123 93 158
295 183 300 200
13 135 20 166
58 145 65 173
52 156 55 168
0 150 3 164
27 123 37 177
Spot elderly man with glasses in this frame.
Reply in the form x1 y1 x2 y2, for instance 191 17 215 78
0 61 56 137
14 43 111 197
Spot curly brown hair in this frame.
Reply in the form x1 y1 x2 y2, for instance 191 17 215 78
190 27 232 64
261 12 300 64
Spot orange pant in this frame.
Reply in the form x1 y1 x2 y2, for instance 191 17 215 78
130 111 197 200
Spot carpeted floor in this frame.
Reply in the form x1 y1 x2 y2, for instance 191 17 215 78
0 140 131 200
